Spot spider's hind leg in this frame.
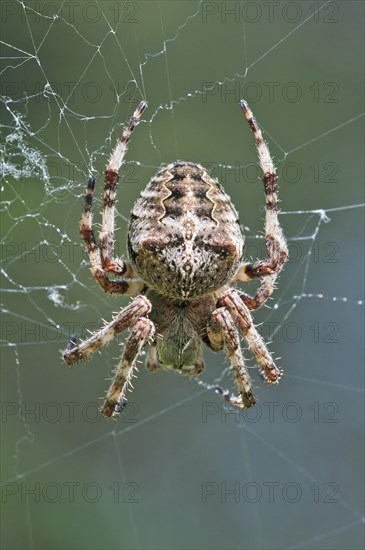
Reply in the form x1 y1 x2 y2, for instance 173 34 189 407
99 101 147 275
80 102 147 295
80 176 145 295
231 100 288 310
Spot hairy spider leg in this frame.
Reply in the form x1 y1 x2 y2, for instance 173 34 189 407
212 307 255 408
232 100 288 310
80 102 147 294
63 295 152 364
100 101 147 274
102 317 155 419
219 289 282 383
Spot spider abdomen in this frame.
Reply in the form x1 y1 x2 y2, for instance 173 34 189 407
128 161 244 299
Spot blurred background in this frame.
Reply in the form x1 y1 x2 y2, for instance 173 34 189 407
1 1 364 549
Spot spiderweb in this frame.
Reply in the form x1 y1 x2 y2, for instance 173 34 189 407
1 1 364 549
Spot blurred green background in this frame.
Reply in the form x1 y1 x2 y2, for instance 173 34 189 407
1 1 364 549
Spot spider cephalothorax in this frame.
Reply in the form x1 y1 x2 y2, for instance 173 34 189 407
63 100 288 419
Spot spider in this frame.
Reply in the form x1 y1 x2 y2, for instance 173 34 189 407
63 100 288 420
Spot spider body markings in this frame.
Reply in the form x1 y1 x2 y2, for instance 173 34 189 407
63 100 288 419
128 161 243 300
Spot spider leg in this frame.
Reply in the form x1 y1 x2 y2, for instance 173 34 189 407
63 295 151 365
210 307 255 408
146 341 160 373
219 289 282 384
81 176 145 295
100 101 147 274
80 101 147 294
231 275 276 311
232 100 288 309
102 317 155 419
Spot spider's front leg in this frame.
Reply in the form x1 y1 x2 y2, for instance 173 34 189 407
218 288 282 384
209 307 255 409
63 294 155 419
102 317 155 419
63 295 151 365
